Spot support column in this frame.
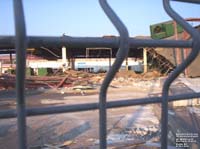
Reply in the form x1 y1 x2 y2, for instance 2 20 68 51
174 21 181 66
183 31 189 77
0 61 2 74
143 48 148 73
71 57 75 70
86 48 89 58
62 46 67 72
10 53 13 68
109 49 112 70
125 57 128 71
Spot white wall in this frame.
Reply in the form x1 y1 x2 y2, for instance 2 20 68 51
27 58 143 72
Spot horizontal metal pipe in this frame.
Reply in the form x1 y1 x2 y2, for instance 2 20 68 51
172 0 200 4
0 92 199 119
0 36 192 49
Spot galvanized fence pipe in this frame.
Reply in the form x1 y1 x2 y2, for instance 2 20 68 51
0 92 200 119
13 0 27 149
172 0 200 4
161 0 200 148
0 36 192 49
99 0 129 148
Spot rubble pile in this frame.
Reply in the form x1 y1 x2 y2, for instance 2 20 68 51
0 71 96 90
104 124 160 146
0 69 163 91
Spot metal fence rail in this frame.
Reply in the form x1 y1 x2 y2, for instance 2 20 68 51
0 0 200 149
13 0 27 149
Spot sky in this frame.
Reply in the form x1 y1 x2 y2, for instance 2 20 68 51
0 0 199 37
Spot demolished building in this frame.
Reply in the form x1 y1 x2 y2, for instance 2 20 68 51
1 18 199 77
150 18 200 77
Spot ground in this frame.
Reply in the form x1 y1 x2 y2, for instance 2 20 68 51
0 73 200 148
0 77 162 149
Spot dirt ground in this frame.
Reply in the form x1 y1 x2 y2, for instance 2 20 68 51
0 78 162 149
1 73 200 148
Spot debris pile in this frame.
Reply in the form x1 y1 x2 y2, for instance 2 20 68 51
147 48 175 74
102 124 160 147
0 71 96 90
0 69 163 91
93 106 161 148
